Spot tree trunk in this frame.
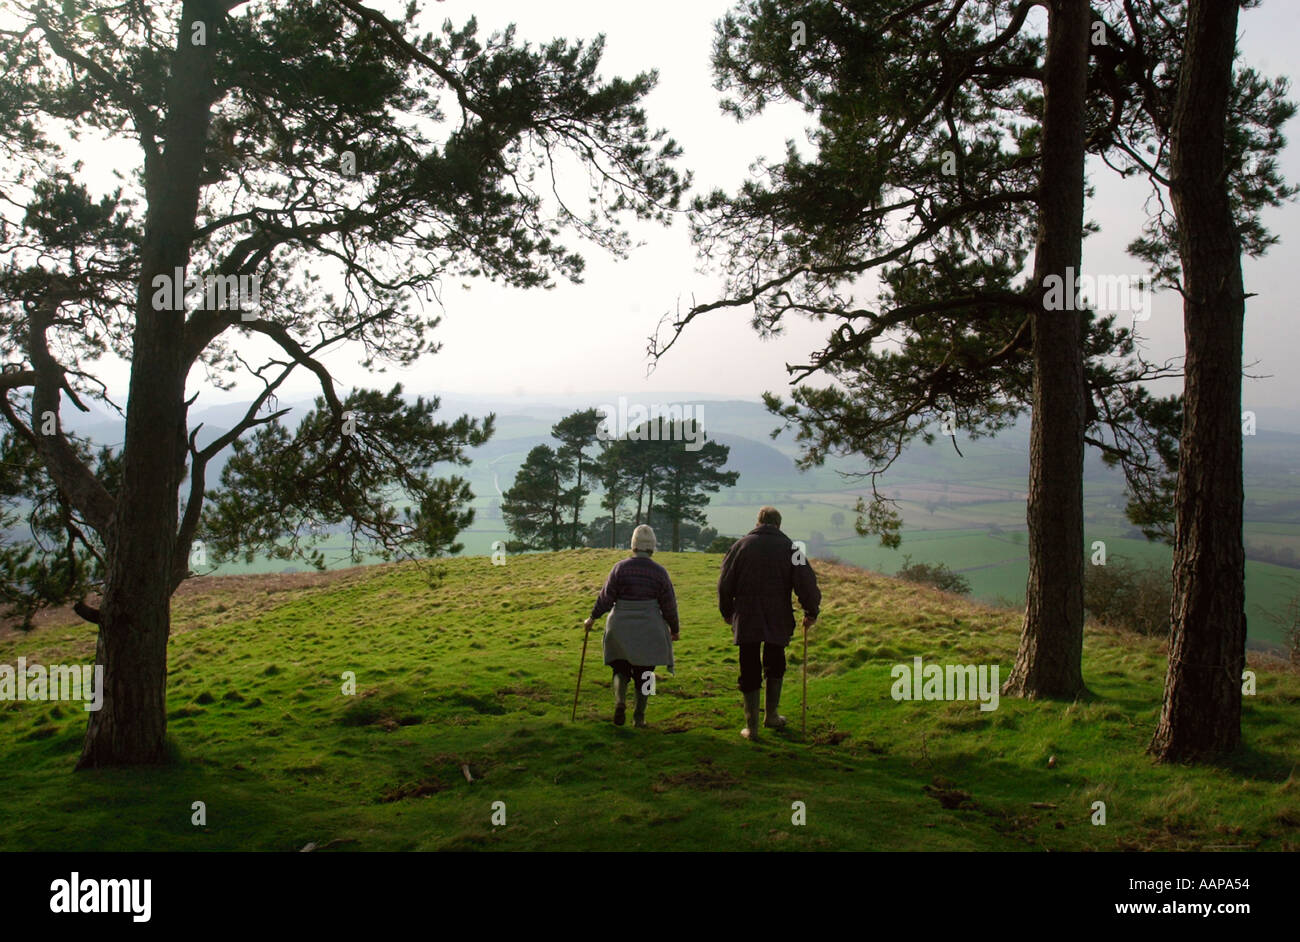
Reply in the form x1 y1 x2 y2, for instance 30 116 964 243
1149 0 1246 762
571 456 582 549
1003 0 1090 700
78 0 220 768
609 492 620 549
550 473 561 551
81 205 192 767
80 511 177 768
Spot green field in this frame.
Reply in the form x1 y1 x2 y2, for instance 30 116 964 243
1 551 1296 851
705 497 1300 649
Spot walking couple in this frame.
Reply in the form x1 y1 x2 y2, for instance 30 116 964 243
582 506 821 739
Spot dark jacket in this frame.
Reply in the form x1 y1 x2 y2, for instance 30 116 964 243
718 525 821 645
590 553 680 635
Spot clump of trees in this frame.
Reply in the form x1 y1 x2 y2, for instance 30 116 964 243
502 411 738 552
584 510 719 552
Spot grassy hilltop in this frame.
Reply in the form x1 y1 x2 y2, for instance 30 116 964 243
0 550 1296 852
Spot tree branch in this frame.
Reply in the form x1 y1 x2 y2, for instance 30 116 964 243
26 298 115 533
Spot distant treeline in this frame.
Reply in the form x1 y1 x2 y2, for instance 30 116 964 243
1244 542 1300 570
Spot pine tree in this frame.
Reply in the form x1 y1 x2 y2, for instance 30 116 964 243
501 446 572 551
1148 0 1295 760
656 420 739 552
0 0 685 767
552 408 603 549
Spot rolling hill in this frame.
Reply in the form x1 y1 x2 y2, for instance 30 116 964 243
1 551 1295 852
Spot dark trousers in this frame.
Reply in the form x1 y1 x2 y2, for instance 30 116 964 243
611 660 654 692
738 642 786 693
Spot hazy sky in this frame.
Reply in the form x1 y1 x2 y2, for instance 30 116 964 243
26 0 1300 418
321 0 1300 415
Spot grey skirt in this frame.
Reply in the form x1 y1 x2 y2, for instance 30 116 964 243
602 598 674 671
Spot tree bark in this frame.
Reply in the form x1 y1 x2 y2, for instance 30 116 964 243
1003 0 1090 700
608 489 621 549
1149 0 1247 762
570 455 582 549
77 0 221 768
671 479 682 552
549 472 562 551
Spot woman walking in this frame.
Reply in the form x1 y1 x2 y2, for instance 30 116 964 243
583 525 680 727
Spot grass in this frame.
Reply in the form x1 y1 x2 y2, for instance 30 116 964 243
1 550 1296 852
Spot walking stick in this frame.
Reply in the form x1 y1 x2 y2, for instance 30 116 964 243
572 622 591 722
802 620 808 736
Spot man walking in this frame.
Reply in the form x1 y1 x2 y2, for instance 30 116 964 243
718 507 820 740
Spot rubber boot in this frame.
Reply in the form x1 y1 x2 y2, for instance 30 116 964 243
613 673 628 726
634 689 649 728
764 677 788 729
741 689 762 740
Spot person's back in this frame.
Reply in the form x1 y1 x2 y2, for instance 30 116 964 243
584 525 679 727
718 507 820 739
599 555 679 620
720 525 817 642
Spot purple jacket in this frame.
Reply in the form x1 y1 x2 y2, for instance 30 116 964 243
591 554 680 635
718 525 820 645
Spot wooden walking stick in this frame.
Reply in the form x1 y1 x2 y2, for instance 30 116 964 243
572 621 592 722
802 619 808 736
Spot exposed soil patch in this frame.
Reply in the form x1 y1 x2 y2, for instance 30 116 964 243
379 778 447 802
812 729 851 746
923 776 976 810
653 758 739 791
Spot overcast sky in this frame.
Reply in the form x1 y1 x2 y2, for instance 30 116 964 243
32 0 1300 417
325 0 1300 414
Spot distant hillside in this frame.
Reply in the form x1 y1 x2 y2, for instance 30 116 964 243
59 391 1300 488
52 392 1297 642
54 391 1300 491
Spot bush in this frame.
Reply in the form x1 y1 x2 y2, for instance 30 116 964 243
895 554 971 595
1083 556 1170 636
706 536 737 554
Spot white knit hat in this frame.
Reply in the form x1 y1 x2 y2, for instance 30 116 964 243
630 524 657 552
